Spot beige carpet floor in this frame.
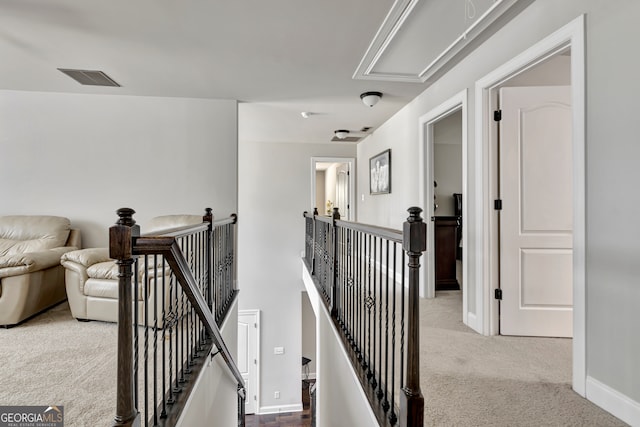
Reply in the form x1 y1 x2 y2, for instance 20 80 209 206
421 291 627 426
0 294 629 426
0 302 117 426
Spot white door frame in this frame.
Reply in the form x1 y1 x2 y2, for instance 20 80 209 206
474 15 585 395
418 91 469 323
238 309 261 413
310 157 356 220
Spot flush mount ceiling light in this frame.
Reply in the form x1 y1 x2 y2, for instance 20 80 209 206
334 129 350 139
360 91 382 107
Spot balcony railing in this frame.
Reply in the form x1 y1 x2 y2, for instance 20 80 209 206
110 208 245 427
303 207 425 427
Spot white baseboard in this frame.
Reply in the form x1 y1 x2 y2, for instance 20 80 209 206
586 376 640 426
258 403 303 415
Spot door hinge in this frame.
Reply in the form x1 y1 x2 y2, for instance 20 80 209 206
495 289 503 300
494 199 502 210
494 110 502 121
254 323 257 328
254 395 257 401
254 359 257 365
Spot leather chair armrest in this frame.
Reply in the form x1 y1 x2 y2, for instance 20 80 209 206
61 248 110 268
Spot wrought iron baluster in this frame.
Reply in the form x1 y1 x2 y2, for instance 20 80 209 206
143 255 149 426
153 254 159 426
400 251 405 391
389 243 398 425
356 231 365 363
160 261 168 417
382 239 390 411
133 259 139 410
168 274 177 401
370 236 377 388
365 233 372 376
376 237 383 400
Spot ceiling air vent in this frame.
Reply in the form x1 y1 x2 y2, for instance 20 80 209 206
58 68 121 87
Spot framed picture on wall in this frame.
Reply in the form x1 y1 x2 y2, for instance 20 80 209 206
370 149 391 195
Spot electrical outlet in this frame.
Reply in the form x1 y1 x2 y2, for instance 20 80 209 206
274 391 280 399
274 346 284 355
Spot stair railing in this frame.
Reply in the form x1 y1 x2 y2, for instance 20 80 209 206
303 207 425 427
110 208 245 427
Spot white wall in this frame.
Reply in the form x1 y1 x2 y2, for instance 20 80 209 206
302 265 379 427
0 91 238 248
433 111 462 217
177 300 240 427
301 292 316 377
238 141 356 412
356 0 640 422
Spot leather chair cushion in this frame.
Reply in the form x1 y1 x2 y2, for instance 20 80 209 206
84 279 119 299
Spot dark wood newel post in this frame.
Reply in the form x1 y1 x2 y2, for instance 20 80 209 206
110 208 141 427
311 208 319 275
330 207 341 317
400 207 425 427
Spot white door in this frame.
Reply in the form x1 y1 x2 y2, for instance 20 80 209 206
238 310 259 414
499 86 573 337
336 165 349 219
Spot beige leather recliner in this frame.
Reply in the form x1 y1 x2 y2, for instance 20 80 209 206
0 215 81 327
61 214 202 325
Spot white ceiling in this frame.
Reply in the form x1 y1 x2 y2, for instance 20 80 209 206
0 0 528 144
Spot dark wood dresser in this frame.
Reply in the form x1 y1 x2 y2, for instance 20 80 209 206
434 216 460 290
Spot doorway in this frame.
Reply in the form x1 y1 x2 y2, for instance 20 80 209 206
311 157 356 221
418 91 469 324
475 15 585 395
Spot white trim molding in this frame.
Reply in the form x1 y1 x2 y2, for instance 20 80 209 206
417 90 472 330
310 157 356 221
474 15 586 395
353 0 533 82
586 377 640 426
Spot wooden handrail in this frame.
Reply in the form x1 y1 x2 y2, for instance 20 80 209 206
335 219 403 243
142 223 209 238
134 235 246 396
304 210 404 242
213 213 238 227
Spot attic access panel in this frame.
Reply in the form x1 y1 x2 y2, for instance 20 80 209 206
353 0 534 83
